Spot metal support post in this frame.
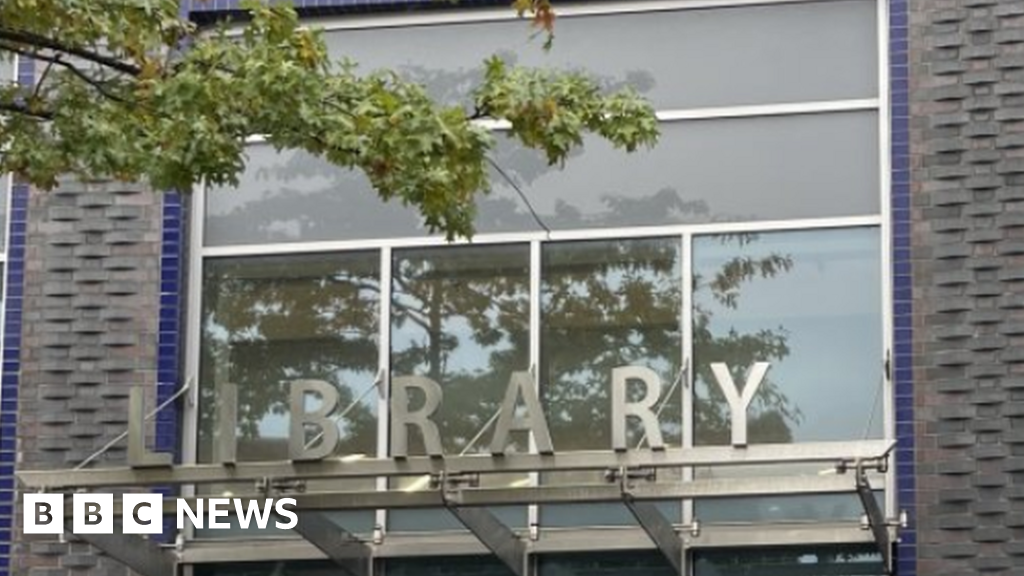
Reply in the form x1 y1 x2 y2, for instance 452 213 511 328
852 461 892 575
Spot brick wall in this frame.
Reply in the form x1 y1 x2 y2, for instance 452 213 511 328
12 180 166 576
911 0 1024 573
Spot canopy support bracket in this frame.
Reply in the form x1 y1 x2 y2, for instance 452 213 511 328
852 460 893 575
287 511 373 576
617 467 685 576
72 529 176 576
442 473 527 576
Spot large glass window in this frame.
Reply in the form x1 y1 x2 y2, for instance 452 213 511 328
206 112 879 245
205 0 880 247
189 0 888 557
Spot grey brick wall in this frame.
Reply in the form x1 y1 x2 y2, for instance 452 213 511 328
13 180 165 576
911 0 1024 573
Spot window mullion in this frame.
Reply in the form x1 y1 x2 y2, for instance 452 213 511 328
376 246 393 540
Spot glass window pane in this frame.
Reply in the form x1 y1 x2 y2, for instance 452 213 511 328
203 145 425 246
538 551 675 576
195 561 336 576
203 143 546 245
693 546 884 576
691 227 882 522
197 253 380 536
0 55 12 84
207 112 879 245
385 556 515 576
693 228 883 446
389 244 530 530
540 238 682 526
542 238 683 449
495 112 880 231
325 0 877 109
696 492 883 524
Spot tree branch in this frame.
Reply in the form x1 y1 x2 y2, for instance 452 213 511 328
0 101 54 120
0 40 133 105
0 26 141 76
33 58 54 99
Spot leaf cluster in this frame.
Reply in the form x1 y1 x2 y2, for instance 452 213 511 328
0 0 659 240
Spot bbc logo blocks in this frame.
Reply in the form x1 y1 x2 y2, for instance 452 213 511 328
24 493 163 534
23 494 63 535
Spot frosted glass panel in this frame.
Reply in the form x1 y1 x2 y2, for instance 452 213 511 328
206 111 879 245
492 111 880 230
325 0 877 109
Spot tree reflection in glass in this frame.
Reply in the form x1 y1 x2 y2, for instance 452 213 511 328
198 253 380 498
390 244 531 530
391 244 531 460
693 228 883 446
538 238 683 526
692 228 883 524
541 238 684 452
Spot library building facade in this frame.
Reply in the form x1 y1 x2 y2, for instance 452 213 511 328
2 0 1022 575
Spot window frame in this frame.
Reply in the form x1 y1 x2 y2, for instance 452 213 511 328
180 0 894 560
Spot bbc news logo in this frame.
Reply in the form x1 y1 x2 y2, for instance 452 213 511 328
24 494 298 534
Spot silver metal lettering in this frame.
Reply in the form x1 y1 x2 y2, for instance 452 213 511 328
611 366 665 452
390 376 444 458
710 362 771 447
490 371 554 455
289 380 340 461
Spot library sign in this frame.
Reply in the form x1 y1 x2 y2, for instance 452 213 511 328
24 362 770 535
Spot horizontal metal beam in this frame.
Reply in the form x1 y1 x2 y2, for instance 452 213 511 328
56 474 875 518
18 440 894 490
73 530 176 576
177 523 877 564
